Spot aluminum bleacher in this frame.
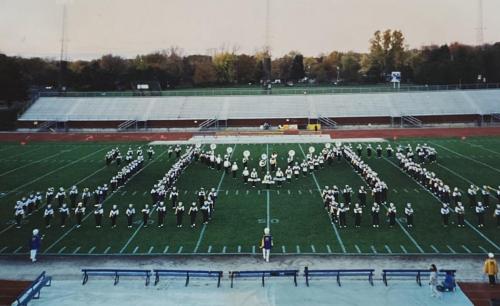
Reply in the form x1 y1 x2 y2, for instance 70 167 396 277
17 89 500 129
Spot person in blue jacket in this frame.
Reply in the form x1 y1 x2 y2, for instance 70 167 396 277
260 227 273 262
29 229 42 262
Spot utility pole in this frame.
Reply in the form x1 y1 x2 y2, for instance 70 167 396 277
476 0 484 46
58 4 67 91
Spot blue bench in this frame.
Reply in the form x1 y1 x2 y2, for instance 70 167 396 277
230 269 299 288
382 269 456 286
153 269 223 287
81 269 151 286
15 271 52 306
304 267 374 287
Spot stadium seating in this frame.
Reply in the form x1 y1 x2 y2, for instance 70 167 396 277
382 269 456 286
303 267 374 287
19 89 500 122
81 269 151 286
14 271 52 306
229 269 299 288
153 269 223 287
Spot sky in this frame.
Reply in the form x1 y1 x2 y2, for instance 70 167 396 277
0 0 499 60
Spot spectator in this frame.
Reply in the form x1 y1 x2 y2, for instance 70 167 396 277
439 271 456 292
484 253 498 286
429 264 441 298
29 229 42 263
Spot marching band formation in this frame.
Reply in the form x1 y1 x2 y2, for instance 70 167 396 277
10 142 500 232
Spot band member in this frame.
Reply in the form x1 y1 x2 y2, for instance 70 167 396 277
44 204 54 228
404 203 414 228
147 147 155 160
292 162 300 179
329 202 338 223
81 188 91 207
167 146 173 158
126 204 135 228
94 204 103 228
242 167 250 183
356 144 363 156
223 158 231 173
157 202 166 228
35 192 42 209
259 158 266 173
260 227 273 262
263 172 274 189
358 186 367 207
142 204 150 227
169 187 179 208
455 202 465 228
201 201 210 224
366 144 372 157
208 188 218 210
467 185 477 207
387 203 396 228
386 144 393 157
55 187 66 207
14 202 24 228
285 166 293 182
109 205 119 228
338 203 349 228
342 185 352 204
215 154 222 170
197 188 206 206
376 145 382 158
494 204 500 227
75 202 85 228
46 187 55 205
189 202 198 228
175 202 185 228
452 187 462 205
59 203 70 228
231 162 239 178
249 168 260 187
371 203 380 228
174 145 182 158
481 186 490 208
353 203 362 228
69 186 78 208
441 203 450 227
476 202 485 227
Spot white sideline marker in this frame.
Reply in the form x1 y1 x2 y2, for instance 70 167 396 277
58 247 66 254
163 246 169 254
384 245 392 254
326 245 332 253
73 246 81 254
371 245 377 254
413 189 419 193
430 245 440 253
298 190 302 195
184 190 187 195
0 246 8 253
208 246 212 253
252 246 255 254
132 191 137 196
277 190 279 195
222 246 227 254
309 189 313 194
296 245 301 254
258 190 261 195
142 191 147 196
235 190 239 195
177 246 183 254
446 245 456 254
13 246 22 254
104 246 111 254
461 245 472 254
121 191 127 196
246 190 249 195
148 246 154 254
403 188 409 193
237 245 241 253
282 246 286 253
225 190 229 195
287 190 290 195
400 245 408 254
393 189 398 193
311 245 316 253
355 245 361 254
88 246 96 254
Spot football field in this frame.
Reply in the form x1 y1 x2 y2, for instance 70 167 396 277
0 137 499 256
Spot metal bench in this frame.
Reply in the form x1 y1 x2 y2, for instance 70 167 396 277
230 269 299 288
382 269 456 286
81 268 151 286
153 269 223 287
304 267 374 287
15 271 52 306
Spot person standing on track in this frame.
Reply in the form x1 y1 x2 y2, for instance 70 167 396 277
29 229 43 263
260 227 273 263
484 253 498 286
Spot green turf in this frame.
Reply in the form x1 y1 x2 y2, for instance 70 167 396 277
0 137 499 256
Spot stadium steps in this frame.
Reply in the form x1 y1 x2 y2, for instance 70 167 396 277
459 282 500 306
0 280 32 306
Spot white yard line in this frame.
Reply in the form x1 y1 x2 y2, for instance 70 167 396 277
194 144 236 253
384 157 500 252
298 144 346 254
0 147 75 177
432 142 500 174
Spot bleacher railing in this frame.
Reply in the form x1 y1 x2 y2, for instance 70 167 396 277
38 82 500 98
15 271 52 306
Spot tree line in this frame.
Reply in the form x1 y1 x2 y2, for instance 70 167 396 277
1 30 500 102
